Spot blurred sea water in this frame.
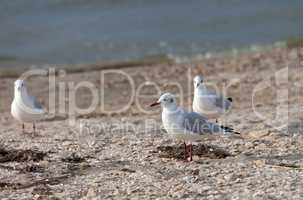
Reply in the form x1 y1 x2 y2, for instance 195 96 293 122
1 0 303 65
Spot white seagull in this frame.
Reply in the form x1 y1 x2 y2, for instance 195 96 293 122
150 93 239 161
193 75 233 122
11 79 45 134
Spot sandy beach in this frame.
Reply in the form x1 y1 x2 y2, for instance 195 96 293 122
1 46 303 199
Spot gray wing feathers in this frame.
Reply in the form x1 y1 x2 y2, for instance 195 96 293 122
29 95 43 110
183 112 222 135
214 94 231 110
204 89 231 110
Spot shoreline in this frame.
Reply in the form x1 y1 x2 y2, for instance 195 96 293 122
1 38 303 78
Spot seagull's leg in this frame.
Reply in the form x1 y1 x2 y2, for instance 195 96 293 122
183 141 188 161
22 124 25 134
189 143 193 161
33 123 36 134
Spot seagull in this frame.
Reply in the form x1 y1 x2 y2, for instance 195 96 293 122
193 75 233 122
150 93 239 161
11 79 45 134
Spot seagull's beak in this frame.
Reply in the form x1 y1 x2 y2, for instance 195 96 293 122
150 101 160 107
195 82 200 88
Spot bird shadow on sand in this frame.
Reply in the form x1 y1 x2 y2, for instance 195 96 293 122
156 144 233 160
0 147 91 191
42 115 68 122
0 147 46 163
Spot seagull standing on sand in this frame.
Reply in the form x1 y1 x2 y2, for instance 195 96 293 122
150 93 239 161
193 75 233 122
11 80 45 134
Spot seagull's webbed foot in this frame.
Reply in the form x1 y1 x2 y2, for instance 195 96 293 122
33 123 36 134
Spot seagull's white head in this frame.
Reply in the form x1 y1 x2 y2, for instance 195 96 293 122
14 79 26 92
150 93 177 109
193 75 204 89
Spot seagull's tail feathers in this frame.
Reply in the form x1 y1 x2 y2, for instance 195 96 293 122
220 125 240 135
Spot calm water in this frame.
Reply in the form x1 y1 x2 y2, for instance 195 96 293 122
1 0 303 65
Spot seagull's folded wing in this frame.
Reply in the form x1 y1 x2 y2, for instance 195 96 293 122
183 111 222 135
214 94 232 110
